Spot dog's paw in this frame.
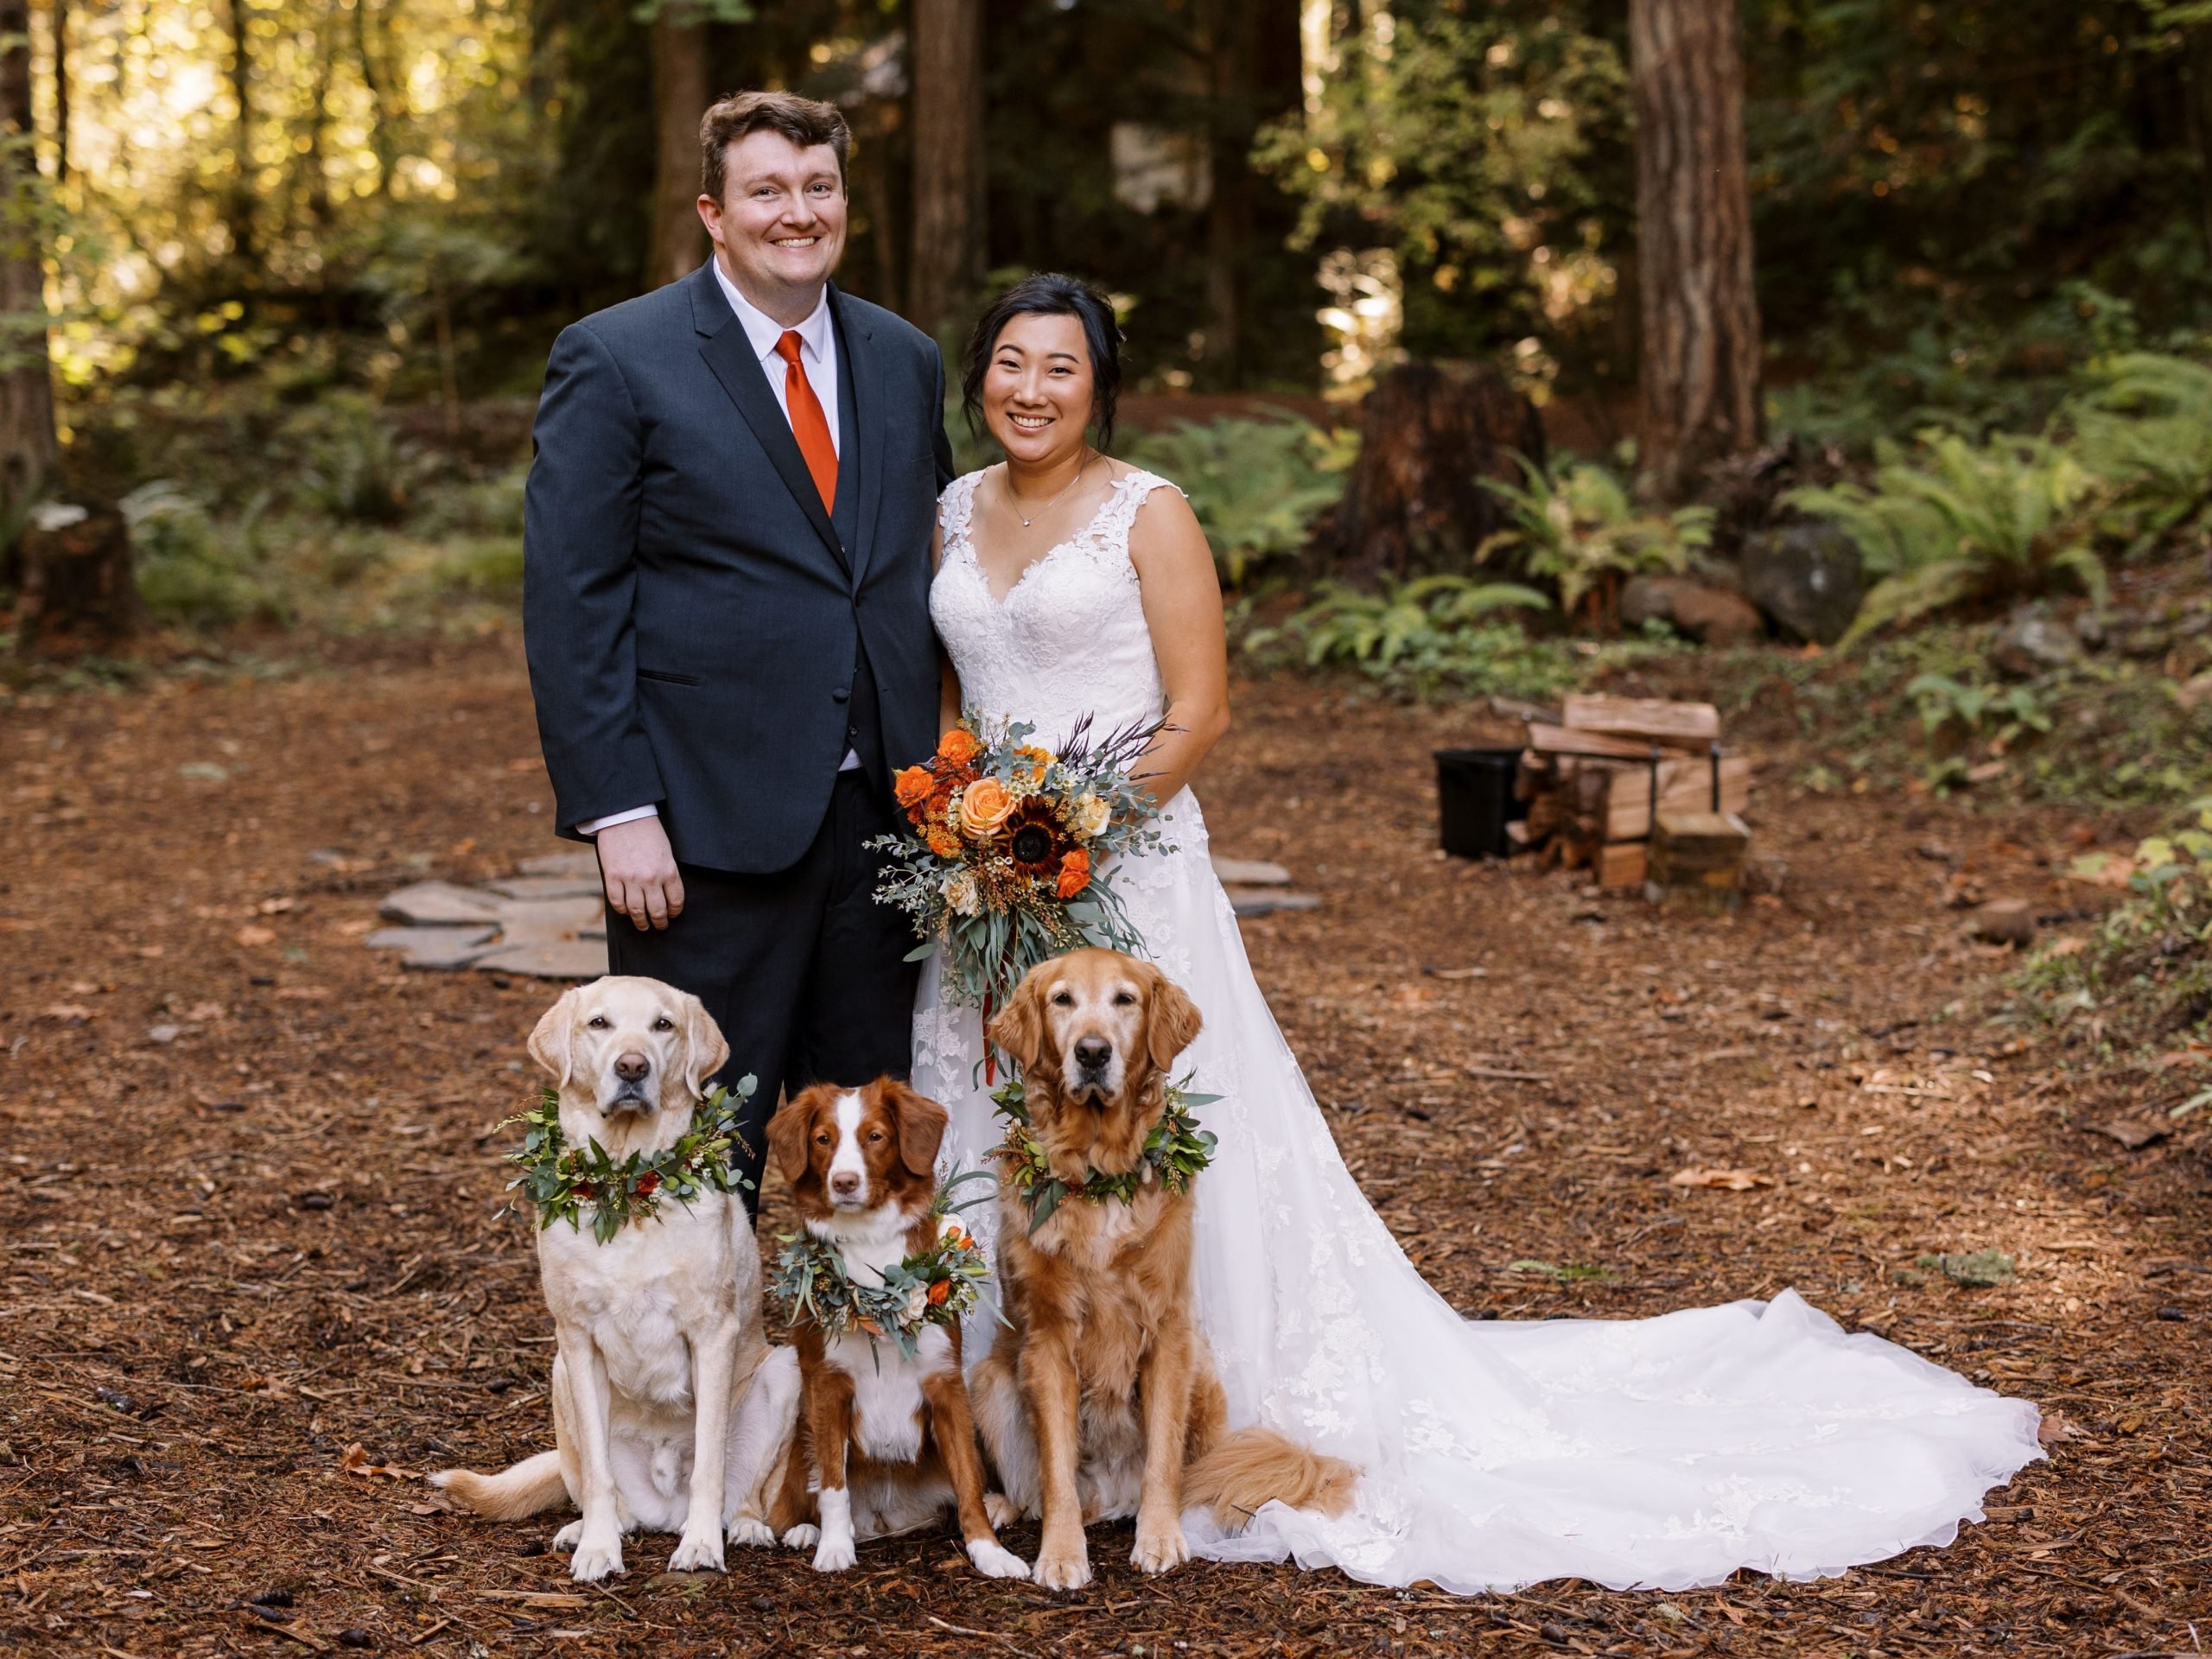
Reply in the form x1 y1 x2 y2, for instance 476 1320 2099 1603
667 1529 726 1574
1032 1542 1092 1592
779 1523 820 1551
966 1537 1031 1580
983 1491 1021 1529
810 1531 858 1573
550 1521 582 1554
1130 1518 1189 1576
727 1516 777 1549
568 1539 624 1583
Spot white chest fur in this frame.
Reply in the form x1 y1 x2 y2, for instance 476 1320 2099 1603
537 1190 737 1412
810 1211 953 1466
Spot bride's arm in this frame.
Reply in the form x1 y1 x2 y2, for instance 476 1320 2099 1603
1128 486 1230 805
930 522 963 734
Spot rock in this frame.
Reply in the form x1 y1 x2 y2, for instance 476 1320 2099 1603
1970 899 2036 947
517 850 600 879
1211 856 1292 887
1916 1249 2016 1288
1739 522 1865 645
1227 889 1320 918
486 874 603 902
378 881 505 926
2073 610 2106 651
366 924 499 969
1989 607 2080 678
1619 575 1765 646
2156 1306 2189 1322
472 939 609 980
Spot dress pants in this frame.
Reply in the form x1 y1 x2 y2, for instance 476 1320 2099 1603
601 769 920 1214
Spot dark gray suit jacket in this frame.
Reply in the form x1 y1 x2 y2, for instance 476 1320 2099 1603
522 263 956 874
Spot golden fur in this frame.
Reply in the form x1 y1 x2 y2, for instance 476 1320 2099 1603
969 949 1357 1590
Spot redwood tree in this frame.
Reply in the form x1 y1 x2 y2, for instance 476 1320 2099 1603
1630 0 1761 499
645 4 709 289
909 0 985 337
0 0 54 531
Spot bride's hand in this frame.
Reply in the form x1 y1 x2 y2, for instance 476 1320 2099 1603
597 817 684 931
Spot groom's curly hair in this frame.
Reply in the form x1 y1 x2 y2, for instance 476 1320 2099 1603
962 274 1125 452
699 91 850 206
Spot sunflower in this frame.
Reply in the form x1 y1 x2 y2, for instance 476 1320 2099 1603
1001 798 1071 878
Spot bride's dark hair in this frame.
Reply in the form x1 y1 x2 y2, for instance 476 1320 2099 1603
961 273 1124 451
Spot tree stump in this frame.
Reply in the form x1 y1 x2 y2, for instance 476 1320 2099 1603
16 502 139 647
1308 359 1546 584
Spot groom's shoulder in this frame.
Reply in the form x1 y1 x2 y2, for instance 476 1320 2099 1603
556 279 695 361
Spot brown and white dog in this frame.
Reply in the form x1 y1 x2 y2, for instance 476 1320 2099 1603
430 978 799 1580
763 1078 1029 1580
970 949 1358 1590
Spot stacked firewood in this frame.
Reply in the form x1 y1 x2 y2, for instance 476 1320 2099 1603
1510 696 1751 891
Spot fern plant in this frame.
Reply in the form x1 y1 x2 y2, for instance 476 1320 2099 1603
1787 429 2107 649
2068 352 2212 554
1478 455 1715 626
1284 574 1550 670
1120 416 1353 587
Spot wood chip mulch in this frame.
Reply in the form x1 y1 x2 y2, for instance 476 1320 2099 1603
1 641 2204 1656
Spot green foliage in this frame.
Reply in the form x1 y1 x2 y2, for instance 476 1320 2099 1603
1789 429 2107 648
1275 575 1551 671
1120 418 1353 586
125 482 283 629
1904 673 2051 746
284 396 420 526
2069 352 2212 553
1478 455 1715 621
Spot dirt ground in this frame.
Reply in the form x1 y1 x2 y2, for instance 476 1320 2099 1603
1 639 2205 1657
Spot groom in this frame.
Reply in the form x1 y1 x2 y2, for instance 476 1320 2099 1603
522 90 955 1206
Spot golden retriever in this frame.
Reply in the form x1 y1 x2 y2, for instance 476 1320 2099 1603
969 948 1357 1590
431 976 798 1580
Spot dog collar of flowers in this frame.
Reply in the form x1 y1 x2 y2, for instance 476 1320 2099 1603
989 1073 1219 1234
769 1172 999 1361
505 1076 757 1244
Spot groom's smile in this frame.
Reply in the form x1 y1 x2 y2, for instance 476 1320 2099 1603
697 128 849 323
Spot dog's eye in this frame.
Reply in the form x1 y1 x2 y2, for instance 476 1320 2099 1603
867 1129 883 1142
652 1015 673 1031
587 1014 608 1029
814 1132 831 1146
1112 991 1136 1007
1050 991 1072 1007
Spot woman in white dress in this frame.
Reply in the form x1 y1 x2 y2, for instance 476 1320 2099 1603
912 273 2044 1595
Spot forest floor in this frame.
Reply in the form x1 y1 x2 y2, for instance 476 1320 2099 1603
0 639 2205 1658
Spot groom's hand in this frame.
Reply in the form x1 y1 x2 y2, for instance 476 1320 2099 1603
597 817 684 931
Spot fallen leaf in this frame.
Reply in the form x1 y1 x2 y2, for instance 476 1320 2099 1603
1667 1167 1774 1192
2092 1117 2168 1151
234 925 276 947
339 1442 416 1481
258 896 296 915
41 1004 93 1023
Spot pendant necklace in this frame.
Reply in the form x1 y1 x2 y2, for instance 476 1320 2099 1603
1007 450 1094 528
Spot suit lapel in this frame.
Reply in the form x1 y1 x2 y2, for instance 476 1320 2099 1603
688 262 845 570
830 286 887 592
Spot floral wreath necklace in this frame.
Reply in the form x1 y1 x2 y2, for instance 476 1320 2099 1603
505 1077 757 1245
988 1072 1218 1233
770 1171 1000 1362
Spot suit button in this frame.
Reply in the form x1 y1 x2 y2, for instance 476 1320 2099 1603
831 687 850 703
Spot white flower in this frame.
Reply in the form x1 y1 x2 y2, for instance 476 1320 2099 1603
902 1284 930 1323
942 868 981 916
938 1213 965 1242
1074 792 1111 838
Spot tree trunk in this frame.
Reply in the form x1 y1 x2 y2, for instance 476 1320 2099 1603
1630 0 1761 500
645 5 708 290
1308 359 1546 584
223 0 256 264
50 0 66 186
0 0 55 556
353 0 395 198
909 0 986 337
1201 0 1260 387
17 505 137 646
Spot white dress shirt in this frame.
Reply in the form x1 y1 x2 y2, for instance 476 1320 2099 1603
577 264 855 840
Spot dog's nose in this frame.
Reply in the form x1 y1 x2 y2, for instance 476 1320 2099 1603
830 1170 861 1198
1074 1037 1112 1071
613 1052 651 1084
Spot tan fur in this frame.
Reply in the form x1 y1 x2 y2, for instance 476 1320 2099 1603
431 978 800 1580
972 950 1357 1590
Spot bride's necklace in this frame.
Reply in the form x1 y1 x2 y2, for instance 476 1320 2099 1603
1003 451 1095 529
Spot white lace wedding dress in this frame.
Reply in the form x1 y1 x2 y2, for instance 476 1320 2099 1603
912 466 2044 1594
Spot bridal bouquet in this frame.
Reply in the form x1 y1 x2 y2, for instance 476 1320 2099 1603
872 712 1169 1019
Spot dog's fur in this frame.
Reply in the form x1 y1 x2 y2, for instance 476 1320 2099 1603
970 949 1358 1590
763 1080 1028 1579
430 977 799 1581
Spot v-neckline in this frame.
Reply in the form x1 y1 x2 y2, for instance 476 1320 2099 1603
967 470 1128 607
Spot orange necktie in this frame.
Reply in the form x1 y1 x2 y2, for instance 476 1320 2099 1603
774 330 837 512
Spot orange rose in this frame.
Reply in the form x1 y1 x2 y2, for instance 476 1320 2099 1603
936 728 980 766
1056 848 1091 899
925 825 961 858
893 765 934 810
926 1279 951 1306
958 777 1017 838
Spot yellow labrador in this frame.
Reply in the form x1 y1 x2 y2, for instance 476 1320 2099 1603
432 977 798 1581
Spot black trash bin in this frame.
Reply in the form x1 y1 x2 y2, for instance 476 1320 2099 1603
1434 747 1527 859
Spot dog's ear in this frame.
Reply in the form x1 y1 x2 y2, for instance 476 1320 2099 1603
677 991 729 1101
880 1080 948 1177
1143 969 1204 1073
527 990 580 1088
766 1090 823 1187
988 963 1052 1077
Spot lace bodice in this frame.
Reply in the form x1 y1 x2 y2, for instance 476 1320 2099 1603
931 467 1177 745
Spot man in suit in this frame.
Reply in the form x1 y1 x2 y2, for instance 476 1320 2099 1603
523 90 954 1206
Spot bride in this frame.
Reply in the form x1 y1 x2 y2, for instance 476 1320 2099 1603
911 272 2043 1594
